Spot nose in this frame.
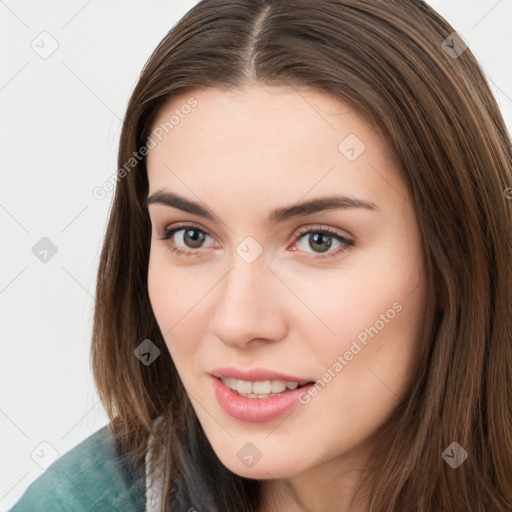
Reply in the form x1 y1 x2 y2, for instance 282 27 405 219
210 254 288 349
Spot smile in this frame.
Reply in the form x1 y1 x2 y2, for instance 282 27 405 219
212 377 315 423
220 377 305 398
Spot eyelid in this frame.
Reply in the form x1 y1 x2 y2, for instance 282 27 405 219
291 224 353 242
160 220 213 235
158 221 352 240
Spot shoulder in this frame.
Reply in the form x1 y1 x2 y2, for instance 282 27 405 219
10 425 146 512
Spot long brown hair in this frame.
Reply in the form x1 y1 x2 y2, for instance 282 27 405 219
91 0 512 509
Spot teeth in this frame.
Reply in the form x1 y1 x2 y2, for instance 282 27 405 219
220 377 303 397
237 380 253 394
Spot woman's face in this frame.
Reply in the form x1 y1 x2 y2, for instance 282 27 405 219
146 85 426 483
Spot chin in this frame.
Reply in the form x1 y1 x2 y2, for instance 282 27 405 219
209 438 311 480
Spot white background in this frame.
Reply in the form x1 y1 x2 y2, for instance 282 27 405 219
1 1 511 509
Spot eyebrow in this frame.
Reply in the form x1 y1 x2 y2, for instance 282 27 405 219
145 190 379 225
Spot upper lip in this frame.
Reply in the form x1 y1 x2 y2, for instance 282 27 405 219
211 366 314 385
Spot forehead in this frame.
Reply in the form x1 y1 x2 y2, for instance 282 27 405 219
146 85 407 215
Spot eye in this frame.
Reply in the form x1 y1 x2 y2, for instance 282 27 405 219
156 223 355 260
291 225 355 259
156 223 215 257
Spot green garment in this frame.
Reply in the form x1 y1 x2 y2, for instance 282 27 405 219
10 426 146 512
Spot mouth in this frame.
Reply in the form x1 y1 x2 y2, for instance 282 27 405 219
211 375 316 422
216 376 314 399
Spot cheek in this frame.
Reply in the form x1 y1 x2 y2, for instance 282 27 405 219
284 250 423 358
287 246 426 426
147 248 205 332
296 285 425 449
147 249 211 371
339 289 425 410
147 252 172 326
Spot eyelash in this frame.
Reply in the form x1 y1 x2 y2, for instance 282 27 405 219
156 222 355 260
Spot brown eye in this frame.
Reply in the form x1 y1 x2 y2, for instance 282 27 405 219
306 232 333 253
158 225 215 256
181 228 207 249
293 227 355 259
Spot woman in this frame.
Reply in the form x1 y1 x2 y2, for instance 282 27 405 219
11 0 512 510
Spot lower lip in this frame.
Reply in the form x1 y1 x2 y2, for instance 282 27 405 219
212 376 314 423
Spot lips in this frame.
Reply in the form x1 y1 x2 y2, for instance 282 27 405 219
210 366 314 385
211 376 316 422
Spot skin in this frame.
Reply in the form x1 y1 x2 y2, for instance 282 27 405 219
146 85 427 512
